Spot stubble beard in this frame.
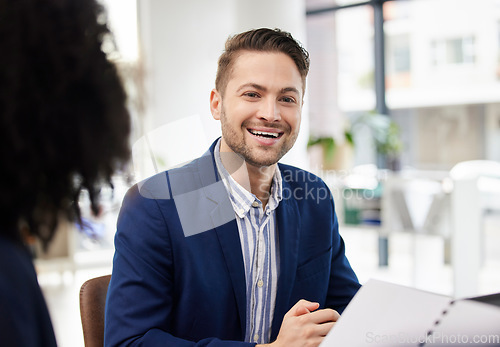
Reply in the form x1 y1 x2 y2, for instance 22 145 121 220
220 109 298 168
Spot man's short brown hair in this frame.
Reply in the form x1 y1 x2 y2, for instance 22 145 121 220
215 28 310 96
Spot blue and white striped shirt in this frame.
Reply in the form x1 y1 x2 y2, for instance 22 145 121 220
215 140 282 344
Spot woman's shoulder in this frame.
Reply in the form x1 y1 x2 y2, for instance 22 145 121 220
0 236 57 346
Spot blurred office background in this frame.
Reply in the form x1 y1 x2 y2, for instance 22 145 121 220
33 0 500 346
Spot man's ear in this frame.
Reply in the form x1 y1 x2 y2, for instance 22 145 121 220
210 89 222 120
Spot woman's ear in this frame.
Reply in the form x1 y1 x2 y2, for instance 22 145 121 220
210 89 222 120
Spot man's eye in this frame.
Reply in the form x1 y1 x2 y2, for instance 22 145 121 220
281 96 295 103
244 92 259 98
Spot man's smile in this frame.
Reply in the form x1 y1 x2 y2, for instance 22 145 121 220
247 128 284 139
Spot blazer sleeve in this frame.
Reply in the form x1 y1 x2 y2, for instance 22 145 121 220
104 184 255 347
325 183 362 314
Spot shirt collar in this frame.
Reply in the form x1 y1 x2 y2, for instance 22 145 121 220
214 139 282 218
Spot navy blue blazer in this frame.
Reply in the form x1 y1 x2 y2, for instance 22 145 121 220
105 140 360 347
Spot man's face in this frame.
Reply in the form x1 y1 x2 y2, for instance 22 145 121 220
210 51 303 168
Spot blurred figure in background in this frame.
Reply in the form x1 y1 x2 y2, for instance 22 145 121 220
0 0 130 345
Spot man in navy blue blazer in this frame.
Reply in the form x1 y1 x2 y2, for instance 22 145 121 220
105 28 361 347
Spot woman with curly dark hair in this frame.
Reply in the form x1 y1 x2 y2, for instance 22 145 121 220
0 0 131 345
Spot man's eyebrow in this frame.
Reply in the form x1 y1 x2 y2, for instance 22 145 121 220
236 83 301 96
280 87 300 95
236 83 267 93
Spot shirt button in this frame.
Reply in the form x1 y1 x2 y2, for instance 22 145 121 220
238 208 245 215
252 201 259 207
257 279 264 288
254 334 259 342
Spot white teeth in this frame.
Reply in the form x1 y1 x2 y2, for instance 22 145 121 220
250 130 279 138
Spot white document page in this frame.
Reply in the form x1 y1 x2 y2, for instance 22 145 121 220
425 300 500 346
320 279 452 347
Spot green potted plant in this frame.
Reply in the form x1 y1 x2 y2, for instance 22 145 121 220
307 130 354 171
353 112 403 170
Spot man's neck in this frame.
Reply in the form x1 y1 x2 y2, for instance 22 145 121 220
218 145 275 208
245 162 276 208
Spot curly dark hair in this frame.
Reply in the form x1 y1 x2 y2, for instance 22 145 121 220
0 0 131 247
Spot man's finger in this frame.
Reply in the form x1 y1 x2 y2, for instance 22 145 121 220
307 308 340 324
295 305 311 316
316 321 335 337
290 299 320 317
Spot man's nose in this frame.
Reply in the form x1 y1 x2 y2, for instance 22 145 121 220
258 99 281 122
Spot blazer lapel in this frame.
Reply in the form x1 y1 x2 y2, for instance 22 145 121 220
196 146 247 337
271 186 301 341
214 220 247 337
193 141 301 340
